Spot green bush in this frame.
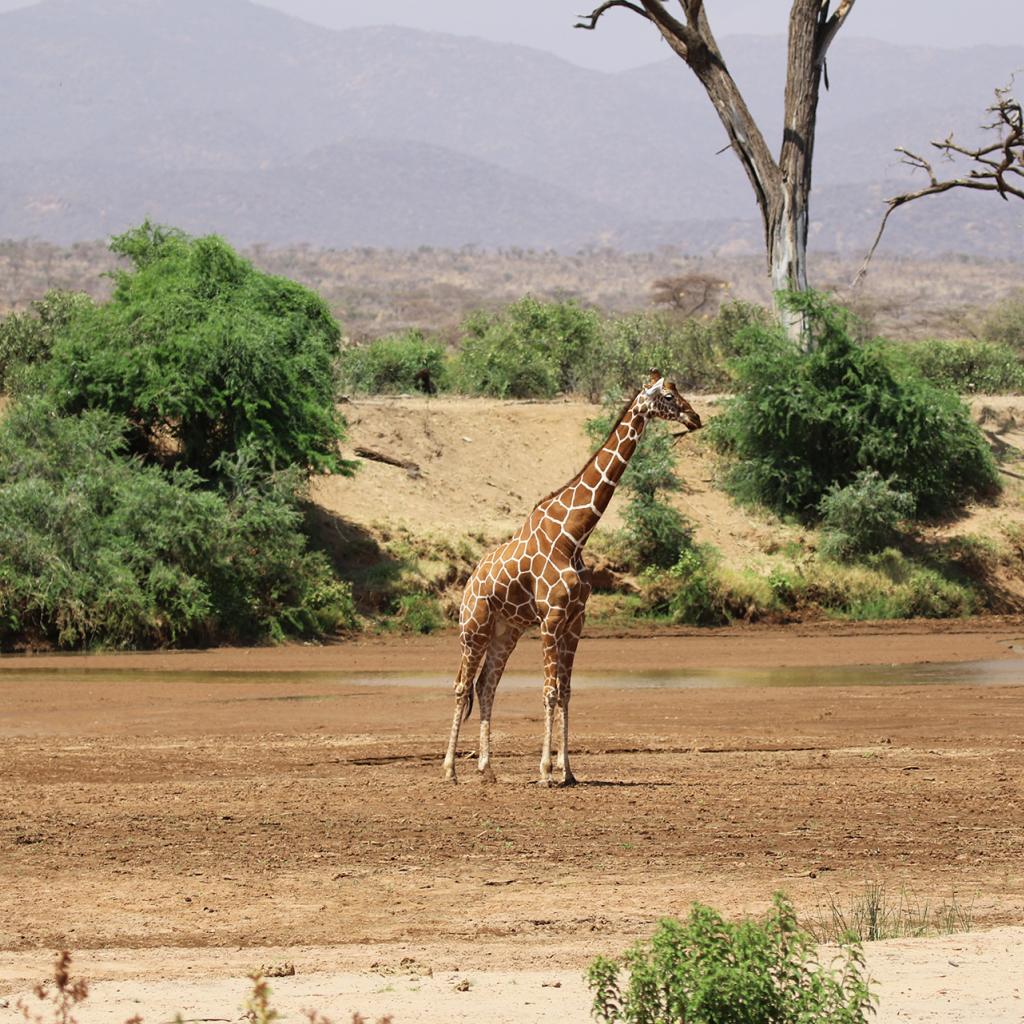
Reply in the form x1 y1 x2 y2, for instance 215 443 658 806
623 497 692 570
0 399 356 649
0 291 94 393
818 470 915 561
38 223 348 479
891 338 1024 393
339 330 448 394
664 546 727 625
588 894 875 1024
981 291 1024 350
451 296 599 398
393 591 445 633
582 301 767 400
711 292 1000 519
793 549 976 620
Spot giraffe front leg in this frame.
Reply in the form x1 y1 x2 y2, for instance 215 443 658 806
538 623 562 787
555 610 583 786
539 684 557 787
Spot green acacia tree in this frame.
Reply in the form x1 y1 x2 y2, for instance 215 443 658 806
41 222 351 479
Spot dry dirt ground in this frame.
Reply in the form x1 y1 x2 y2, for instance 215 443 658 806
2 626 1023 1021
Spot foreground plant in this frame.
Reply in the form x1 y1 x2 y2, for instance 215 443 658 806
18 953 390 1024
587 894 875 1024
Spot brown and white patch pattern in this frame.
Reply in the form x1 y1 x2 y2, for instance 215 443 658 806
442 372 701 786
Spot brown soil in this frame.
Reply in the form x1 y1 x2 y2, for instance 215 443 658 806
3 629 1023 964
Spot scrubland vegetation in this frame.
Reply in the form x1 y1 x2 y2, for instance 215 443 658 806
0 224 356 649
1 224 1022 650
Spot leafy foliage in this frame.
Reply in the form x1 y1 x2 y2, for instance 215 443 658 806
890 338 1024 393
664 546 727 626
393 591 446 633
981 290 1024 350
818 470 916 561
586 301 765 399
39 223 348 478
339 330 447 394
451 296 600 398
588 894 875 1024
0 290 93 393
711 292 999 519
0 398 356 649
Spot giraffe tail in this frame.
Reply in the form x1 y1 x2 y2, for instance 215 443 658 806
462 683 475 722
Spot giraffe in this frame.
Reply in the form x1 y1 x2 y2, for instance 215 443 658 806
442 370 702 786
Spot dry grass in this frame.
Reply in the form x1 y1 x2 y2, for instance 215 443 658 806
1 239 1021 342
807 883 976 944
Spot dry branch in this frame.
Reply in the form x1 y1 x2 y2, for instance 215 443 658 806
353 446 422 480
855 83 1024 285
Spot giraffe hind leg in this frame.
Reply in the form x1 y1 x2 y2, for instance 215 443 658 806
442 625 490 784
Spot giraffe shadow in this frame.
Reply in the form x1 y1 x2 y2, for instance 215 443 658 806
562 780 673 788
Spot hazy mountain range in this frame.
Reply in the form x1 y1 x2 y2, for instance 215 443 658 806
1 0 1022 255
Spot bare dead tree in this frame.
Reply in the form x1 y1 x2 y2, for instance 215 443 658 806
854 83 1024 286
650 272 728 316
576 0 856 345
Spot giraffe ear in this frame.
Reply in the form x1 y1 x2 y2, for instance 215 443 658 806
644 376 665 396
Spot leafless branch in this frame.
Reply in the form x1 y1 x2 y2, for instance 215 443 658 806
815 0 856 67
854 83 1024 286
574 0 651 30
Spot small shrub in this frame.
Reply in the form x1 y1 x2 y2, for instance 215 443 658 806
451 296 599 398
891 338 1024 393
339 330 448 394
393 591 445 633
588 893 875 1024
623 497 692 570
799 550 976 620
0 290 93 393
451 328 559 398
711 292 1000 519
817 470 915 561
981 290 1024 350
585 301 767 400
662 547 727 626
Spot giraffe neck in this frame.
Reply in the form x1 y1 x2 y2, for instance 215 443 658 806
551 400 650 551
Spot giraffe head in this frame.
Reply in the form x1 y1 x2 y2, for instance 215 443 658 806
638 369 702 431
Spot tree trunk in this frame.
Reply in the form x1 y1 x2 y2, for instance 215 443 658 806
580 1 856 350
766 177 811 346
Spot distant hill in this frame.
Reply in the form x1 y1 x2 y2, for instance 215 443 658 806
1 0 1022 254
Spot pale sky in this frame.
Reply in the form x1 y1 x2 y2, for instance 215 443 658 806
1 0 1022 71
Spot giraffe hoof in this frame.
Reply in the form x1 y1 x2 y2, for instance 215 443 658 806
537 777 553 788
443 770 459 785
561 774 578 788
478 766 497 784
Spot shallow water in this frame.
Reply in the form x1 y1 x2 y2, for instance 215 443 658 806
0 658 1020 691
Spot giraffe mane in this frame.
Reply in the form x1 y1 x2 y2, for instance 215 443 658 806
530 390 640 511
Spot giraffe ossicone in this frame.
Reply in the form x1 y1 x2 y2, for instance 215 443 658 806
442 370 702 787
